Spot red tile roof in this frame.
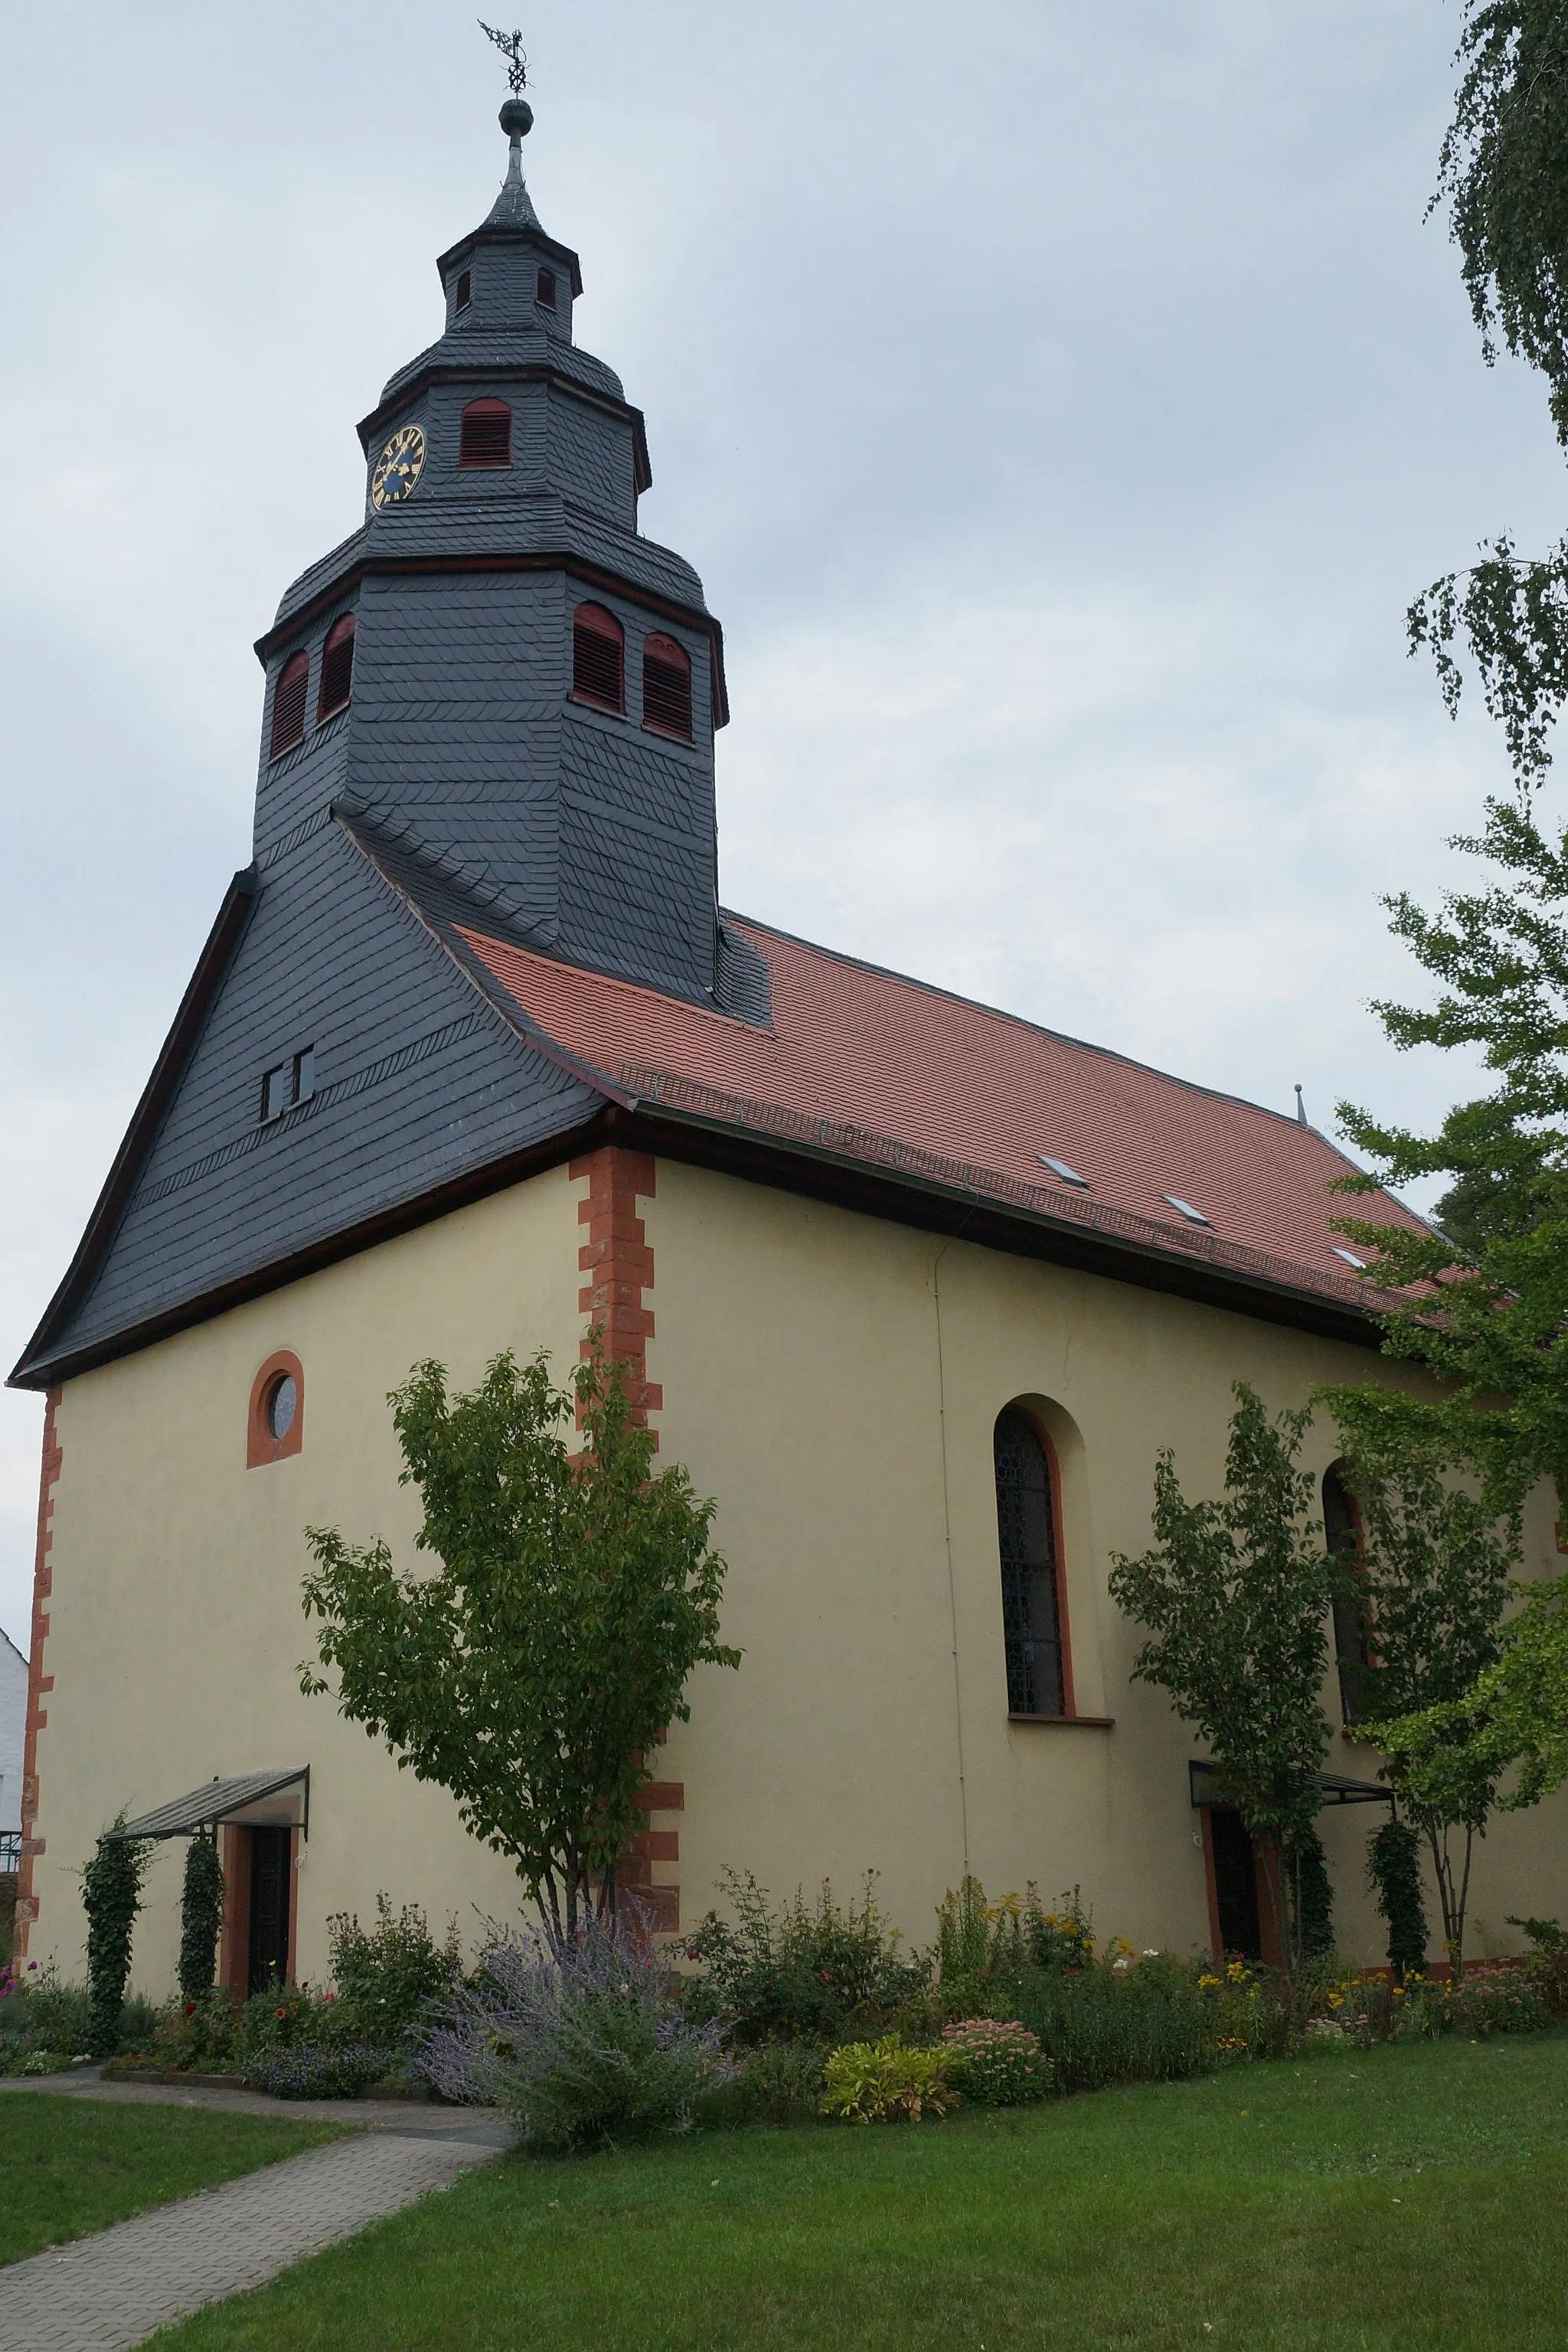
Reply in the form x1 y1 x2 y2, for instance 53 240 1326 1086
462 915 1423 1312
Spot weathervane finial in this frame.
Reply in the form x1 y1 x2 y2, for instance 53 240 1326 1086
479 19 534 155
479 21 529 98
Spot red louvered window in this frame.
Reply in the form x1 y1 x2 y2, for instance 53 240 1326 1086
459 398 511 468
270 651 309 757
455 268 472 312
642 632 693 740
573 602 624 712
318 615 356 719
536 266 557 310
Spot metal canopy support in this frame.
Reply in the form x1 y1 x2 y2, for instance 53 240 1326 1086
101 1768 310 1843
1187 1759 1393 1811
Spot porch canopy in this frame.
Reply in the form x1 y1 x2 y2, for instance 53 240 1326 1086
1188 1759 1392 1811
101 1768 309 1842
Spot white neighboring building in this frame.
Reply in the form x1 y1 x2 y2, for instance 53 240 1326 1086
0 1630 28 1847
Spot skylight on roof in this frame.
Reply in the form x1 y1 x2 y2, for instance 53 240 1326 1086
1038 1155 1089 1188
1162 1194 1210 1227
1332 1246 1367 1270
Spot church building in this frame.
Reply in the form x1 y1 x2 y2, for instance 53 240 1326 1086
11 100 1567 1994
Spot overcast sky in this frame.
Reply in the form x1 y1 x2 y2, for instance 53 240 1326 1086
1 0 1562 1651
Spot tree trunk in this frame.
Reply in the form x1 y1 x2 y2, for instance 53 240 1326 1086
1423 1819 1475 1983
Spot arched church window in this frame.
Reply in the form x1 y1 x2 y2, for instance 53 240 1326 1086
269 652 309 759
1323 1467 1372 1723
536 266 557 310
642 633 693 740
459 398 512 468
994 1407 1067 1717
573 602 625 713
318 616 356 720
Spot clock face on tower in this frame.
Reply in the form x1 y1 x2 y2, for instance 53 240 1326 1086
371 424 426 510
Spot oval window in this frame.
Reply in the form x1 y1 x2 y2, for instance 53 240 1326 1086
266 1374 298 1442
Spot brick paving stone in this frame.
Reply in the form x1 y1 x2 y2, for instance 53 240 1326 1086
0 2125 505 2352
0 2066 509 2142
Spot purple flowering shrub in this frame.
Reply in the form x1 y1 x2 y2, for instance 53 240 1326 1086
420 1909 732 2153
246 2043 396 2099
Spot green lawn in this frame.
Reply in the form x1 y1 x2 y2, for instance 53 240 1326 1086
148 2033 1568 2351
0 2096 347 2267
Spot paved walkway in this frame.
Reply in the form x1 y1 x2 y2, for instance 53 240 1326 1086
0 2070 512 2351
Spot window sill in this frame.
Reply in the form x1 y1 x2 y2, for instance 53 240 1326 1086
569 691 626 719
1008 1713 1115 1729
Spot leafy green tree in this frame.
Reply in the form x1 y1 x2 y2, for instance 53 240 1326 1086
1379 1567 1568 1825
1316 1402 1517 1972
1331 8 1568 1508
1333 799 1568 1516
1410 1 1568 789
1109 1384 1335 1971
301 1343 740 1940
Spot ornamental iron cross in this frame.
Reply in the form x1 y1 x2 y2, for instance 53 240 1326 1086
479 21 529 95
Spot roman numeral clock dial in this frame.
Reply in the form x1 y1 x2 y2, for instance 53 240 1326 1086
371 423 426 509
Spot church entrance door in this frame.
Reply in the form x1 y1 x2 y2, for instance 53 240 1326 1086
247 1828 292 1994
1207 1808 1263 1962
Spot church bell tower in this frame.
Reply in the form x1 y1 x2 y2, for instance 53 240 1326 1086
252 90 755 1015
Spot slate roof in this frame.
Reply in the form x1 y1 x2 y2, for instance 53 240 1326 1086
457 914 1424 1316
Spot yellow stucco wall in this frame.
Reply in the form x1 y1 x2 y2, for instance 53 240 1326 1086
642 1160 1568 1967
28 1145 1568 1998
31 1166 584 1992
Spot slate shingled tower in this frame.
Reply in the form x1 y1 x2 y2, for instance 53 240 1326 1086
260 101 735 1004
15 103 763 1387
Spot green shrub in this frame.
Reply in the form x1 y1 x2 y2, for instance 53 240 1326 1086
822 2035 952 2122
237 1981 343 2064
83 1825 152 2059
679 1871 930 2046
1018 1953 1214 2091
178 1836 226 2002
940 2018 1053 2105
152 1986 245 2070
246 2043 394 2099
695 2039 828 2128
326 1893 462 2047
1449 1965 1550 2037
934 1879 1096 2019
1507 1915 1568 2014
0 1961 92 2072
1370 1822 1430 1980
